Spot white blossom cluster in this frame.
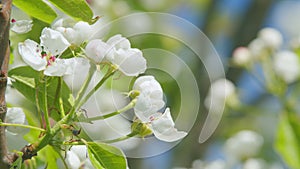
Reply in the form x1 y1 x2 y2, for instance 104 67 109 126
232 27 300 84
16 19 186 144
174 130 283 169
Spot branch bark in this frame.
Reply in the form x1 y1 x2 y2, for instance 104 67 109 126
0 0 12 168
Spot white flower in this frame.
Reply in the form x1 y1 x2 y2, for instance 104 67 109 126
10 19 33 34
85 39 110 63
5 107 27 134
232 47 252 66
224 130 263 160
133 75 165 122
63 57 91 93
243 158 266 169
66 145 93 169
131 76 186 142
106 34 147 76
149 108 187 142
273 51 300 83
204 78 236 111
258 28 283 49
18 28 72 76
55 20 95 46
204 160 226 169
248 38 266 57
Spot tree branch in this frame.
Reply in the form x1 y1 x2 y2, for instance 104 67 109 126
0 0 11 168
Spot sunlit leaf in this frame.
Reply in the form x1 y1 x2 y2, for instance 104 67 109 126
13 0 57 24
48 0 93 23
86 142 127 169
275 112 300 169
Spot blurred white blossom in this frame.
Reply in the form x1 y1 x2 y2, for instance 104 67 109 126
232 47 252 66
224 130 263 160
204 78 237 111
243 158 266 169
273 51 300 83
258 28 283 49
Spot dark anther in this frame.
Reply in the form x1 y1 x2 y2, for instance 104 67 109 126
72 128 81 136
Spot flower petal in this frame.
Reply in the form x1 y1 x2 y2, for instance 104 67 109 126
6 108 26 134
73 21 92 45
44 59 68 76
11 20 33 34
85 39 110 63
40 28 70 56
112 48 147 76
107 34 131 50
18 39 47 71
151 108 187 142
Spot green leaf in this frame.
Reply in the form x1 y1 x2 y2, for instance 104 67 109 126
275 113 300 169
8 66 74 121
48 0 93 23
13 0 57 24
10 152 23 169
86 142 127 169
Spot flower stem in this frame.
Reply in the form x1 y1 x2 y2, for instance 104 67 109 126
44 77 51 132
58 77 65 118
69 63 96 117
76 67 116 111
35 80 43 128
0 122 45 132
62 132 138 145
86 99 136 121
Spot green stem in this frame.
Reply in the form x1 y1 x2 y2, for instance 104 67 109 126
35 80 43 128
0 123 45 132
69 63 96 117
87 99 136 121
76 67 116 111
44 78 51 132
63 132 138 145
58 77 65 118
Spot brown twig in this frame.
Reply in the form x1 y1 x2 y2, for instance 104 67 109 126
0 0 11 168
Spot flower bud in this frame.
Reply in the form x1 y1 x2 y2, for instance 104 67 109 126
131 121 153 138
258 28 283 49
273 51 300 83
232 47 252 66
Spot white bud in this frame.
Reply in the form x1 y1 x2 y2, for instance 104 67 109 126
273 51 300 83
232 47 252 66
258 28 283 49
204 78 236 111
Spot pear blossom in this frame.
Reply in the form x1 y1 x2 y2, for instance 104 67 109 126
273 51 300 83
204 78 237 111
65 145 94 169
106 34 147 76
10 19 33 34
85 39 110 63
232 47 252 66
133 75 165 122
149 108 187 142
131 76 186 142
55 21 93 46
258 28 283 49
5 107 27 135
243 159 266 169
224 130 263 160
18 28 72 76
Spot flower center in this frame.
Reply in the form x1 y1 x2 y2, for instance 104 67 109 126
40 46 57 66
